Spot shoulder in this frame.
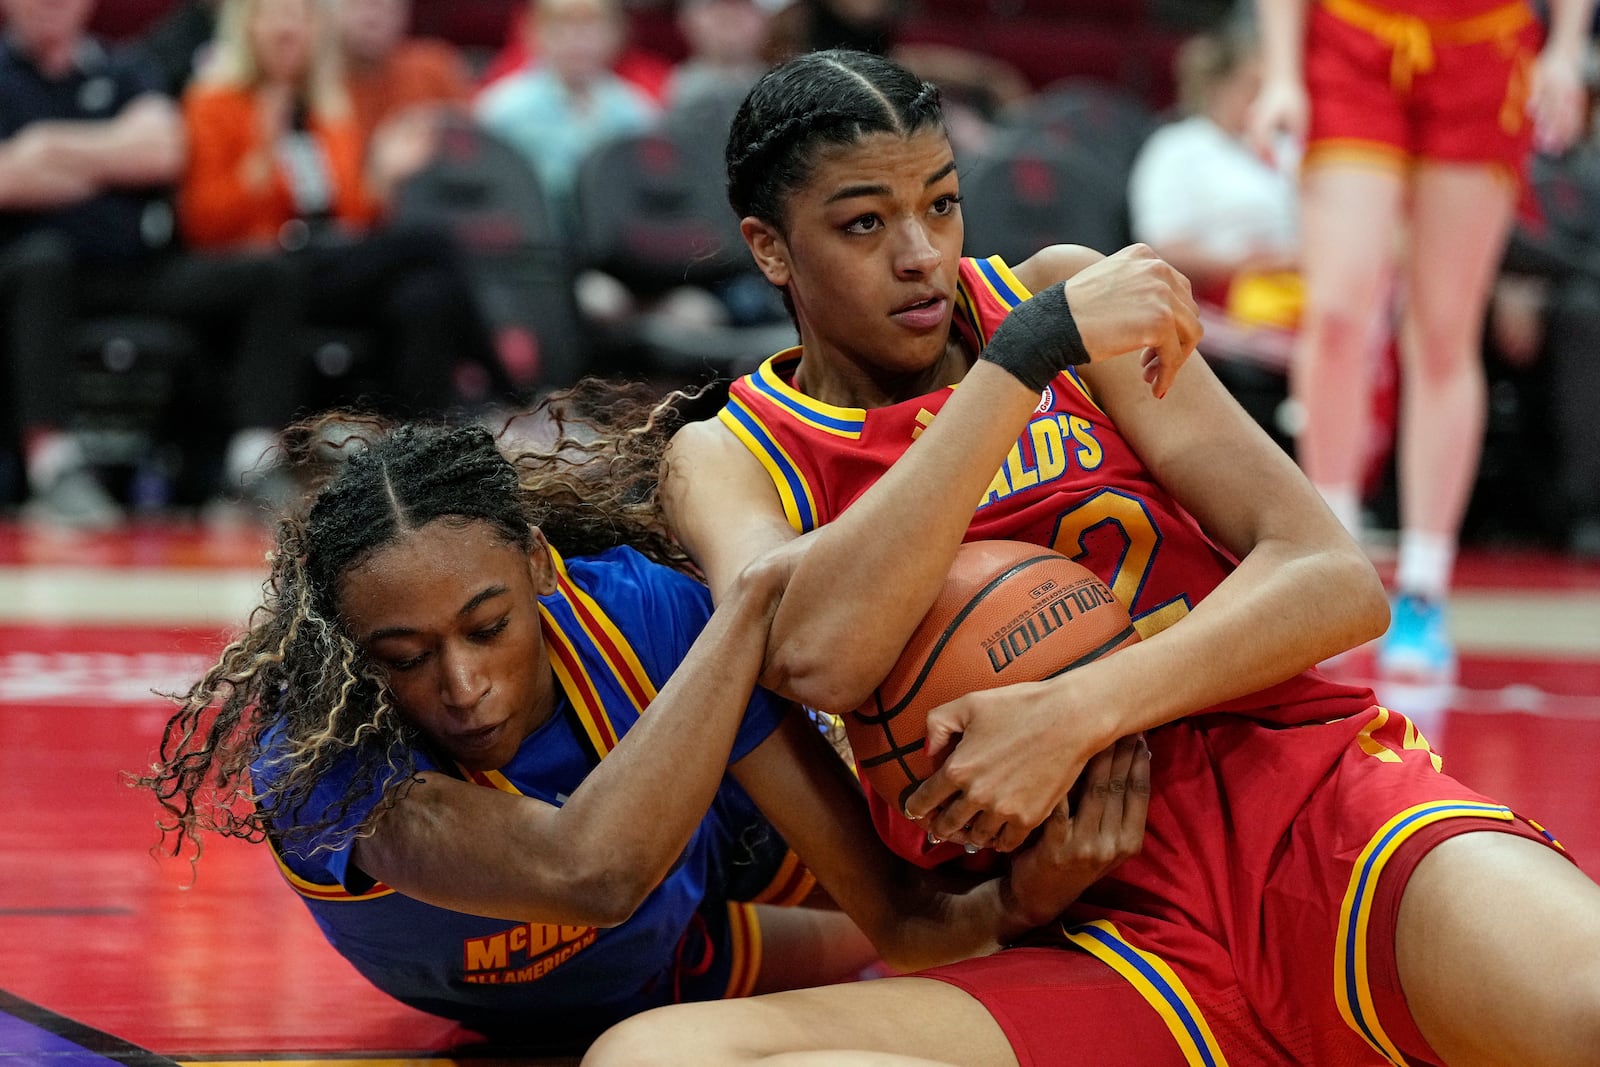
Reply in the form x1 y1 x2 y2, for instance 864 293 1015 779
1008 244 1106 294
561 546 712 656
474 69 537 117
668 404 744 461
601 73 657 114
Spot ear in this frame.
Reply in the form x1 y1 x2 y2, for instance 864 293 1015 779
740 216 791 289
526 526 559 596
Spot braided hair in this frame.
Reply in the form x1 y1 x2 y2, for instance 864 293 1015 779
134 381 692 865
726 48 946 231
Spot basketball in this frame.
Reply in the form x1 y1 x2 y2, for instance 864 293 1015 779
845 540 1140 815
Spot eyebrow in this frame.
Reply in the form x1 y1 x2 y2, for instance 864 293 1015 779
362 585 510 643
823 159 959 204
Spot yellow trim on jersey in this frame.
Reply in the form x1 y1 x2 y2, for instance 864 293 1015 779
748 849 819 908
971 254 1032 309
538 547 659 760
723 902 763 999
1064 919 1230 1067
547 548 658 712
716 403 819 534
1334 799 1514 1066
268 837 396 902
751 350 866 439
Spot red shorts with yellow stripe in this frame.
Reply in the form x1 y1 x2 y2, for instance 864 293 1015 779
917 706 1572 1067
1304 0 1543 173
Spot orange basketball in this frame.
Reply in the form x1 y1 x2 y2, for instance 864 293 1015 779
845 540 1140 815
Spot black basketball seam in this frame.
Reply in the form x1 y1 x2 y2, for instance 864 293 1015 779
857 554 1092 723
1045 624 1139 676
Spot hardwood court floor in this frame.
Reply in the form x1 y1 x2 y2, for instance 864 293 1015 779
1 519 1596 1066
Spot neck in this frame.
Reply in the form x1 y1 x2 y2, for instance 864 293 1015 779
791 333 971 409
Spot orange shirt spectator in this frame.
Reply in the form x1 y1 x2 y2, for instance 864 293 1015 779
178 82 375 248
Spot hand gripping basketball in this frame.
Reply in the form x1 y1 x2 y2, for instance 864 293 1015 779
843 540 1139 852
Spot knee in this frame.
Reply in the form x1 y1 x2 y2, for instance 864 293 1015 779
583 1010 728 1067
1299 302 1377 363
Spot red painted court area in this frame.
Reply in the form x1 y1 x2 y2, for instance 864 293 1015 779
0 521 1596 1065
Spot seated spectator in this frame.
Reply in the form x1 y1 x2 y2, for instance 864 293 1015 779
476 0 673 103
664 0 773 115
336 0 473 203
180 0 505 430
0 0 292 524
476 0 660 234
1127 22 1302 365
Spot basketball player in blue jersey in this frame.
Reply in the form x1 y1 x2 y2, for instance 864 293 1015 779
135 400 1151 1053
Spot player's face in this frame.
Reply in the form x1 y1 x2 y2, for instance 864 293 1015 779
337 518 560 772
746 128 965 394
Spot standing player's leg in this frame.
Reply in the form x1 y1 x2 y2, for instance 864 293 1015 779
1395 830 1600 1067
1383 162 1516 677
582 976 1019 1067
1292 161 1404 537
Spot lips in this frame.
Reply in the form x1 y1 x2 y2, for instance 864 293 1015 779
891 294 948 330
449 720 505 753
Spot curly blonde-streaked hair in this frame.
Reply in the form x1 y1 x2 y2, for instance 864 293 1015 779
133 380 695 865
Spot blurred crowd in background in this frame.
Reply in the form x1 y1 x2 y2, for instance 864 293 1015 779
1 0 1596 559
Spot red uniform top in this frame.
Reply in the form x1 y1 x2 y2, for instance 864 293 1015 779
719 254 1376 866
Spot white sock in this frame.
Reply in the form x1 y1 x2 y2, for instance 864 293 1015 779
225 427 283 484
1395 529 1455 602
1314 484 1362 540
25 430 84 493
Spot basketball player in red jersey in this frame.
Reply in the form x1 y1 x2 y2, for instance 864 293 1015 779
584 49 1600 1067
1248 0 1593 680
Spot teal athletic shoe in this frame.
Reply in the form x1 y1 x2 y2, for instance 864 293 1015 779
1378 593 1457 682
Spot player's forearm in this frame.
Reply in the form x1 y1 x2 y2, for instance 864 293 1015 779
1053 536 1386 743
1255 0 1309 85
765 361 1044 712
547 573 787 917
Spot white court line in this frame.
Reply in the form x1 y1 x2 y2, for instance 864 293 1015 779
0 567 264 627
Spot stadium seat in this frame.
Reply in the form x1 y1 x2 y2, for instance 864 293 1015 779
960 134 1132 262
392 116 591 393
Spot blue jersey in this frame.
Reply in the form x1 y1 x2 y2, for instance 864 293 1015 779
254 546 804 1044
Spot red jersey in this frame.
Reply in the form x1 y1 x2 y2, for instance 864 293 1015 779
719 253 1375 865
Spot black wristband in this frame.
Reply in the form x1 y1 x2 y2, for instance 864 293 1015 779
978 282 1090 392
